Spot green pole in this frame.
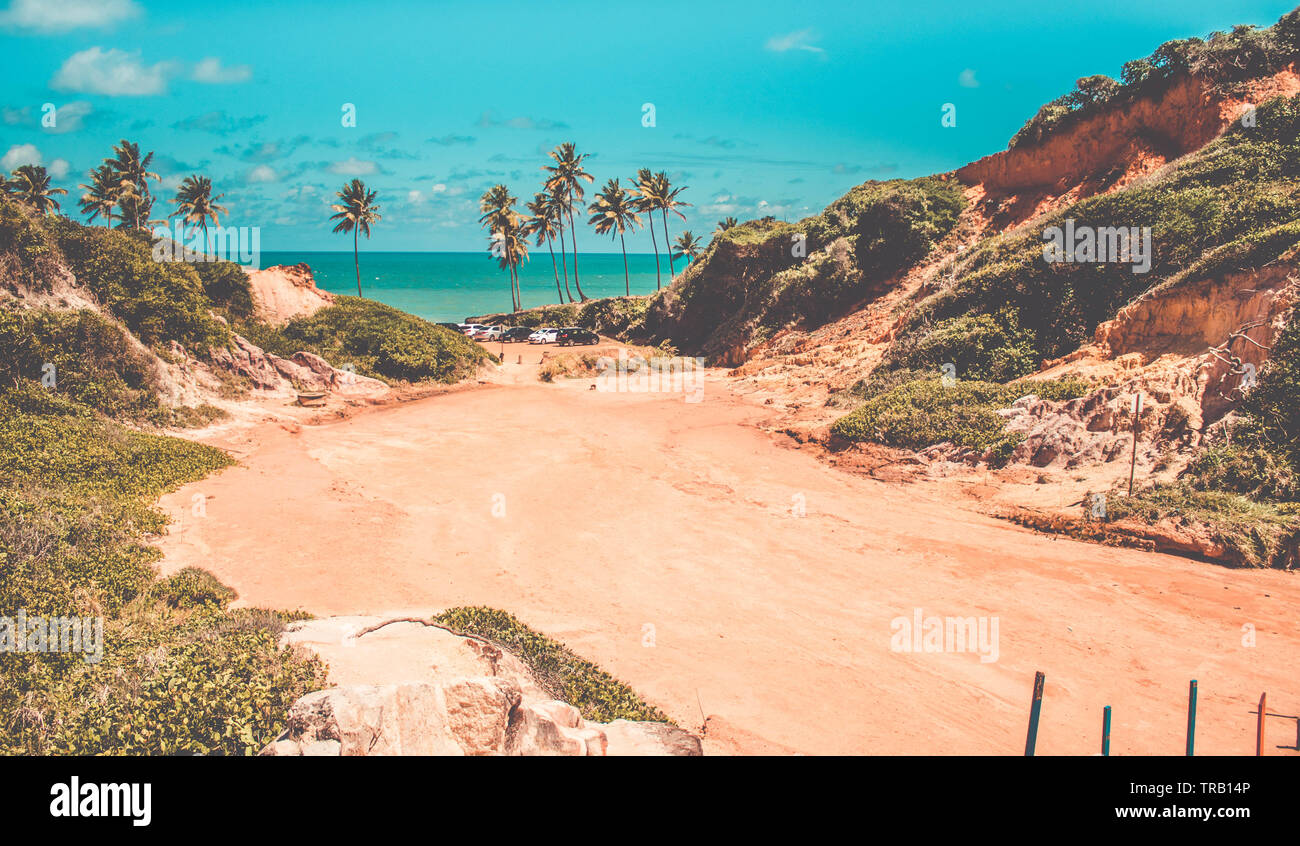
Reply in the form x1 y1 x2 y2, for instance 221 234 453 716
1102 706 1112 756
1186 680 1198 756
1025 671 1045 756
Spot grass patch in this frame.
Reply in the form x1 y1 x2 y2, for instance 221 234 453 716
431 606 673 725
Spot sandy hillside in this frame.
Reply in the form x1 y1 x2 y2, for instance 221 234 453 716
155 347 1299 756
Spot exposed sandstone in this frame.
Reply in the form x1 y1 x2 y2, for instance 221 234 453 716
245 263 335 326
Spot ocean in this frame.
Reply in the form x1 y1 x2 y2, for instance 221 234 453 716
258 251 686 323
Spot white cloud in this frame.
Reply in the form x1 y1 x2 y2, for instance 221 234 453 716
407 190 424 204
51 47 173 96
326 158 379 176
0 0 140 33
765 29 825 55
1 143 41 171
431 183 447 194
191 57 252 84
245 165 279 184
959 68 979 88
48 158 70 179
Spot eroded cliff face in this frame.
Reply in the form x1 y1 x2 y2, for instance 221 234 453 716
245 262 336 325
956 68 1300 230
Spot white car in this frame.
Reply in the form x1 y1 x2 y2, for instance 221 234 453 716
478 326 503 342
528 327 558 344
460 323 488 336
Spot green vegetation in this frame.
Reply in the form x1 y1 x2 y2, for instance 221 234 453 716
432 607 672 724
238 296 494 383
643 177 965 357
480 295 651 337
886 94 1300 382
0 387 326 754
1105 485 1300 568
830 377 1092 465
1010 9 1300 148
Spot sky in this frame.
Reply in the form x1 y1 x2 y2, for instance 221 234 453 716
0 0 1296 252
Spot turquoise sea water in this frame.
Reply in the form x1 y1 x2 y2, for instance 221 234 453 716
259 251 686 322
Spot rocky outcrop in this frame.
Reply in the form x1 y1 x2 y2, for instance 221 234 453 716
245 263 335 326
207 333 388 398
260 616 703 757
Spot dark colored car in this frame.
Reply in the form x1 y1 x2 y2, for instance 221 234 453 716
436 322 461 332
555 327 599 346
503 326 533 342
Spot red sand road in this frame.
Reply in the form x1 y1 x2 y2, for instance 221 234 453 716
156 368 1300 755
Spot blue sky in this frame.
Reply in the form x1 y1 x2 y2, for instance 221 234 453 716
1 0 1296 252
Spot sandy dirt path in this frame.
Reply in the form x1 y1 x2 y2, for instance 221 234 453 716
156 357 1299 755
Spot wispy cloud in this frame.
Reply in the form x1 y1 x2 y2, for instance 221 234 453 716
476 111 569 131
765 28 825 56
959 68 979 88
191 57 252 84
172 110 266 135
428 133 476 146
0 0 140 33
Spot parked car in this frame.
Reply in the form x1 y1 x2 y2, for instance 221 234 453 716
528 327 558 344
503 326 533 342
555 327 599 346
437 322 462 332
478 326 504 342
460 323 487 336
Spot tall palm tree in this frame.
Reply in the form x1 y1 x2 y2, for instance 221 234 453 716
715 216 738 234
588 178 641 296
329 179 382 297
108 140 159 230
651 172 691 279
671 231 703 264
78 164 119 227
7 165 67 214
171 175 228 253
479 184 521 310
524 192 566 304
544 185 574 303
543 143 593 301
630 168 662 291
497 214 529 313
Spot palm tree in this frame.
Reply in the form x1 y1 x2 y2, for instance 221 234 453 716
524 192 566 304
544 186 574 303
479 184 521 310
8 165 67 214
329 179 382 297
171 175 228 254
78 164 119 227
651 172 691 278
715 216 738 234
108 140 159 230
543 143 594 301
671 231 703 264
588 178 641 296
630 168 662 291
497 214 529 313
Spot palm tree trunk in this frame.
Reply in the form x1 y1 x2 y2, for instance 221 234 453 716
353 228 362 297
662 210 676 279
511 264 520 312
546 235 562 303
568 193 587 302
557 222 573 303
647 213 661 290
201 221 209 262
620 231 629 296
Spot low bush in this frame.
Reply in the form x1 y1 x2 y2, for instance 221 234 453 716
432 606 672 724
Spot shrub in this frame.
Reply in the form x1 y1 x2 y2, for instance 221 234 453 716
156 567 238 609
432 606 672 724
241 296 493 383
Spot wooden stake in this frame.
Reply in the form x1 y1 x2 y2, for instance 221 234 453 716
1025 671 1045 756
1102 705 1112 756
1256 692 1266 756
1186 680 1198 756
